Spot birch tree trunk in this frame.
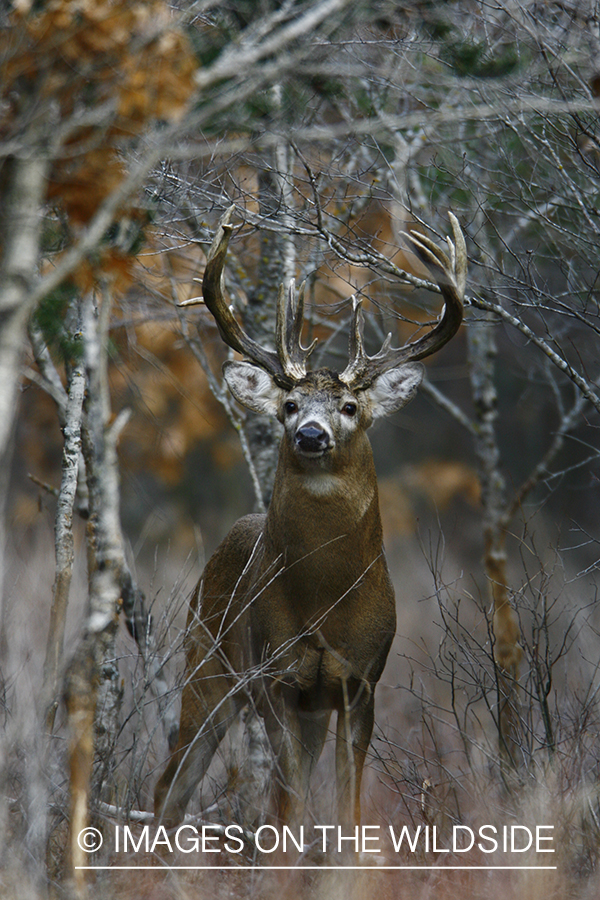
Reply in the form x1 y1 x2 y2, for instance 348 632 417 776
42 308 86 733
64 292 123 892
0 153 49 871
0 153 49 651
467 310 522 767
63 287 180 891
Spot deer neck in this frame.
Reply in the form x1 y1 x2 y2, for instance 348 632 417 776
265 435 383 561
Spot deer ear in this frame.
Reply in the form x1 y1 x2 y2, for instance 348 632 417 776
366 363 424 420
223 361 283 417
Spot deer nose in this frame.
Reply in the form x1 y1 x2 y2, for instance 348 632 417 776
295 422 331 453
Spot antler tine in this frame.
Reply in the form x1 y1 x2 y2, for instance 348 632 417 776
407 211 467 299
202 206 294 387
449 211 467 298
347 295 364 366
339 296 394 386
339 296 363 385
276 279 317 382
340 213 466 390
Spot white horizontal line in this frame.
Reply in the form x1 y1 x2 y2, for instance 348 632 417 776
76 865 558 871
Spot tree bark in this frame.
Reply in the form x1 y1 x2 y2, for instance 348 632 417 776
0 153 49 872
64 292 123 891
43 307 86 732
466 310 522 766
243 164 292 508
0 153 49 651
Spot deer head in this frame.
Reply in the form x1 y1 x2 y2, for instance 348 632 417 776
202 206 466 470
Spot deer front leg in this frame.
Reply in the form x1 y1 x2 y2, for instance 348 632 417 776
154 660 242 828
262 686 330 828
335 687 374 829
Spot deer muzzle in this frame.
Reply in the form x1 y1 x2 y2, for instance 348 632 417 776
294 421 332 455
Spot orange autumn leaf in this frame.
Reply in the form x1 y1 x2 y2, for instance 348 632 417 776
1 0 198 289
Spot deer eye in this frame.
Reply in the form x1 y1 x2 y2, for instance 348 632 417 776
342 402 357 417
284 400 298 415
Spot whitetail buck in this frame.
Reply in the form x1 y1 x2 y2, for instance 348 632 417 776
154 207 466 831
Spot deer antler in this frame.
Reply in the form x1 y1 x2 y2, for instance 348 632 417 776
276 279 317 382
340 212 466 390
203 207 465 391
202 206 315 388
